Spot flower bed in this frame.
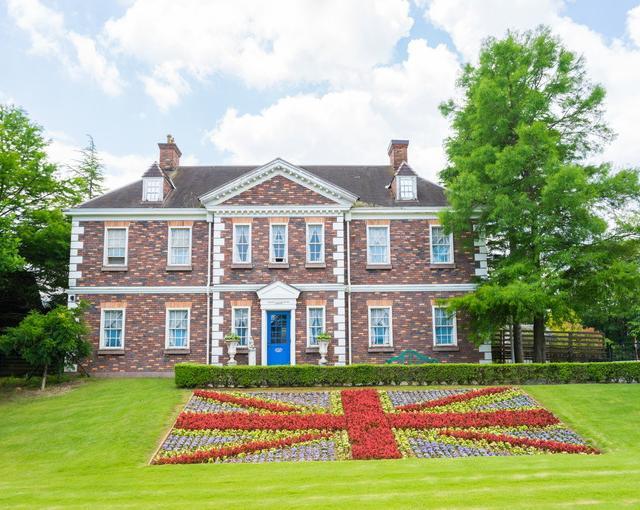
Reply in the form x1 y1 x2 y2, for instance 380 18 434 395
153 386 598 464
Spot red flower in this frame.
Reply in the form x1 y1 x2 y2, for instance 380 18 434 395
176 411 346 431
389 409 559 429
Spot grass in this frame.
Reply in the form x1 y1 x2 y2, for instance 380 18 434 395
0 379 638 509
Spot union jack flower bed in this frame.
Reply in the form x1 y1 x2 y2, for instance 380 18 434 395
153 386 598 464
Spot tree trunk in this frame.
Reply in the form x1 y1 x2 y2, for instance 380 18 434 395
513 322 524 363
533 315 546 363
41 363 48 391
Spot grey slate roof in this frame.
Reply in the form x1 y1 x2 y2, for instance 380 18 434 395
142 162 164 178
78 164 448 209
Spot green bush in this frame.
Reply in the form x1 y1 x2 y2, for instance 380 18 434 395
174 361 640 388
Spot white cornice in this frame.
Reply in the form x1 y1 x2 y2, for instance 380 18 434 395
65 208 207 221
211 205 350 217
67 283 475 294
348 206 448 220
350 284 477 292
199 158 359 207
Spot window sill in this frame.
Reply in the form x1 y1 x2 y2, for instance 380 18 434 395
230 263 253 269
430 263 456 269
166 265 192 272
368 346 395 353
305 346 320 353
305 262 326 269
101 266 128 272
433 345 459 352
235 346 249 353
366 264 392 270
97 349 125 356
268 262 290 269
164 348 191 355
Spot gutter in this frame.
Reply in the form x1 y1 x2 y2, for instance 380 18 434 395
206 215 212 365
346 214 353 365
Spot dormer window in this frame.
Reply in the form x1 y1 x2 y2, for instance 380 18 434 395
143 178 163 202
397 176 417 201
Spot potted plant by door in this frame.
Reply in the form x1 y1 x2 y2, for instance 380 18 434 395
316 332 332 365
224 332 241 366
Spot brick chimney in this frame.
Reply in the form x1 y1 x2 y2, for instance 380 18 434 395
387 139 409 172
158 134 182 170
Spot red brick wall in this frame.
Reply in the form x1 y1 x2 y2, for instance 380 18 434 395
81 293 207 373
224 175 338 205
349 219 475 284
78 220 208 286
220 217 340 284
349 292 481 364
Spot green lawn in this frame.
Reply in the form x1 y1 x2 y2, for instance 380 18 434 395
0 379 638 509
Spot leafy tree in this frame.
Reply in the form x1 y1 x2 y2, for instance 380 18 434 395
72 135 105 200
0 105 84 326
0 303 91 390
439 27 640 361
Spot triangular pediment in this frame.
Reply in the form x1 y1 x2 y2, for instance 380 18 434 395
256 281 301 300
199 158 358 207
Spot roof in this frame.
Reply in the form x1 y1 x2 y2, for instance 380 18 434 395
141 162 164 178
78 164 448 209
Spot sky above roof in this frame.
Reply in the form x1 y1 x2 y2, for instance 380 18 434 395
2 0 640 191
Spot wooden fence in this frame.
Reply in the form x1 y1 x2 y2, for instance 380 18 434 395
492 329 611 363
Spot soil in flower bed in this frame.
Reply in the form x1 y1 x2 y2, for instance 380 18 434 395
152 386 598 464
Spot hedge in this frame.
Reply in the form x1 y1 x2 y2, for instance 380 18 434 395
174 361 640 388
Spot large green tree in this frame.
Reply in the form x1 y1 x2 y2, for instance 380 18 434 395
439 27 640 361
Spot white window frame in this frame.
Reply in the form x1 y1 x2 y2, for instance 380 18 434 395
366 225 391 265
269 223 289 263
305 223 325 264
165 308 191 349
167 226 192 267
232 223 252 264
306 306 326 347
99 308 126 350
432 305 458 347
397 176 417 200
103 226 129 267
368 306 393 347
142 177 163 202
429 225 454 265
232 306 251 346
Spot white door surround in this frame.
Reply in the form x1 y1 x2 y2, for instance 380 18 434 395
257 281 300 366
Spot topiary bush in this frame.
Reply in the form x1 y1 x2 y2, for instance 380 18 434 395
174 361 640 388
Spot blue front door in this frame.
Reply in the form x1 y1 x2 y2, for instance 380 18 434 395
267 311 291 365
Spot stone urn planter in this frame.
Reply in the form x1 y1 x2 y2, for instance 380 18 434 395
316 332 332 365
224 333 241 366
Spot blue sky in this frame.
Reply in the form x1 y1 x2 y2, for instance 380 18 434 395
2 0 640 190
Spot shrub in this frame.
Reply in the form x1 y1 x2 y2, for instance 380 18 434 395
174 361 640 388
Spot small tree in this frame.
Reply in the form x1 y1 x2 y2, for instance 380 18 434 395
0 303 91 390
72 135 105 201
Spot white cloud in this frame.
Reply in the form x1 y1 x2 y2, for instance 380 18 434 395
46 134 151 191
425 0 563 62
104 0 413 108
8 0 124 96
209 39 460 182
421 0 640 169
628 5 640 47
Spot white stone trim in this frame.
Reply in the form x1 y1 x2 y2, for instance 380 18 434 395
69 286 210 294
332 215 345 284
199 158 358 206
211 216 225 284
68 219 83 288
210 291 223 365
334 290 346 365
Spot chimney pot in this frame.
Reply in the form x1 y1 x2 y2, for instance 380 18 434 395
158 134 181 170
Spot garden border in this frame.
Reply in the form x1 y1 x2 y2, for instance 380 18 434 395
175 361 640 388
